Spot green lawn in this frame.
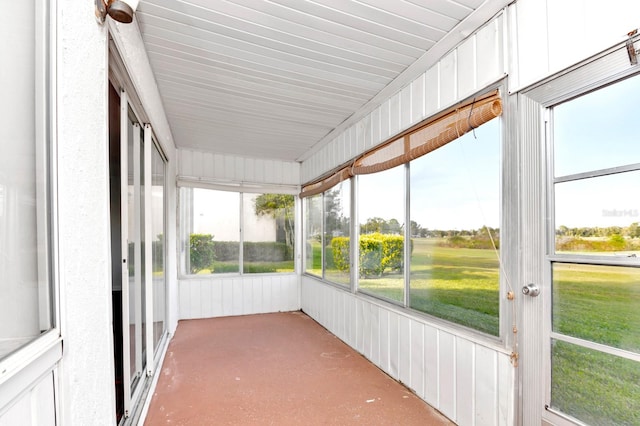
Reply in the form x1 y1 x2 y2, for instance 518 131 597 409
551 263 640 425
358 238 500 335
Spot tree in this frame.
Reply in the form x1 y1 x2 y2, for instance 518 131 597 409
254 193 295 257
627 222 640 238
361 217 385 234
410 220 422 237
383 218 402 235
324 189 349 238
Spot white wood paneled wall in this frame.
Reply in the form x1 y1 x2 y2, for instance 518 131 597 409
178 149 300 186
512 0 640 92
0 372 56 426
178 274 299 320
301 278 514 426
301 14 505 183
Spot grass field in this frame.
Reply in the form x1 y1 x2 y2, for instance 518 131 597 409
358 238 500 335
551 263 640 425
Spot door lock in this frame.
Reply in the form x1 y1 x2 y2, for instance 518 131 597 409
522 283 540 297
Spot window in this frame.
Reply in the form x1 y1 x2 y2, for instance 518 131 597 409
549 74 640 425
409 119 500 335
181 188 240 274
304 194 322 276
151 143 166 351
0 0 54 360
301 90 503 335
243 193 295 274
180 187 295 275
358 166 405 302
323 181 351 286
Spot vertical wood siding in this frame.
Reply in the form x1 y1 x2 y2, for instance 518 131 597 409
178 275 299 320
178 149 300 186
301 277 514 426
0 371 56 426
513 0 640 91
301 15 505 184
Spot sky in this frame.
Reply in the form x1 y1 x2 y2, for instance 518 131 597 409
358 119 500 231
553 73 640 229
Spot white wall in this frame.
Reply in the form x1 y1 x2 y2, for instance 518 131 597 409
512 0 640 91
178 149 300 186
0 372 56 426
179 275 299 320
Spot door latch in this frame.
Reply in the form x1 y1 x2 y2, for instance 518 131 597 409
522 283 540 297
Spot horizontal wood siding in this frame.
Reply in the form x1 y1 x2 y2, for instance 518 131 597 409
301 277 514 426
301 14 505 184
178 275 300 320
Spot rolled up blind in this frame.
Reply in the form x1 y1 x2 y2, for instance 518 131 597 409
352 91 502 175
300 90 502 196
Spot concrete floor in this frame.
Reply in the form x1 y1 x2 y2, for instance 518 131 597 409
145 311 454 425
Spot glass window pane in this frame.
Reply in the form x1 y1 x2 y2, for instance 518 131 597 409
554 171 640 255
0 0 53 360
182 188 240 274
243 193 295 274
304 195 322 276
552 263 640 354
151 145 165 350
551 339 640 426
409 119 500 335
358 166 405 302
324 181 351 286
554 74 640 177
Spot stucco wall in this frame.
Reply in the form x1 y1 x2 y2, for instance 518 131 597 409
56 0 115 423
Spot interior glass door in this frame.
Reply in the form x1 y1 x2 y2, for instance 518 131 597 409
120 91 147 416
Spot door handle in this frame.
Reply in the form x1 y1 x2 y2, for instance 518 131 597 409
522 283 540 297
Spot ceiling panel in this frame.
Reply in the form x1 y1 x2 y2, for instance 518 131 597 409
136 0 508 162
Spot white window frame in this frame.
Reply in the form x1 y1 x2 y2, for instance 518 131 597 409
0 0 61 394
177 182 299 279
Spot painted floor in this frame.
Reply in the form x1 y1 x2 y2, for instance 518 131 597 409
144 311 453 425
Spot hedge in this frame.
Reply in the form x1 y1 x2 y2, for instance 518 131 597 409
331 233 409 278
212 241 293 262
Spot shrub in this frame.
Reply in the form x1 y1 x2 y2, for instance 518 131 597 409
330 237 350 272
189 234 216 273
244 242 291 262
359 234 384 277
331 233 408 278
213 241 240 261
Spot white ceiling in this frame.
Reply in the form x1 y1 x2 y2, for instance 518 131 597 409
136 0 509 162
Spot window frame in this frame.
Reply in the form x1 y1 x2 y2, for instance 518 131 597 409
178 183 299 278
0 0 61 388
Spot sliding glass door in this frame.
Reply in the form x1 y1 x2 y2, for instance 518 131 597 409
112 88 167 422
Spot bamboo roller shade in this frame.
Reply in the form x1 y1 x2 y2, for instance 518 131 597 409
300 90 502 198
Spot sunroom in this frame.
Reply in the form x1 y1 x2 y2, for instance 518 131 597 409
1 1 640 425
